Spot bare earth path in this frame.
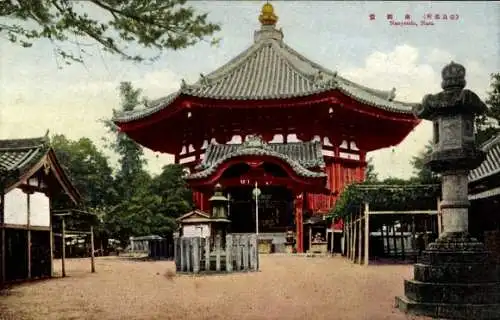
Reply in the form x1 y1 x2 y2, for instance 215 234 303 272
0 255 429 320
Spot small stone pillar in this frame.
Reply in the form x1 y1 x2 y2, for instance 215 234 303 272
396 62 500 319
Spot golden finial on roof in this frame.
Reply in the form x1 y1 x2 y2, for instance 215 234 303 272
259 2 278 26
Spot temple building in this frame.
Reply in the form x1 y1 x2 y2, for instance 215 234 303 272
113 3 419 253
0 134 80 283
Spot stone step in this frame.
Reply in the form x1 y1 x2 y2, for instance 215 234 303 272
395 295 500 320
414 262 499 283
404 279 500 304
419 250 490 265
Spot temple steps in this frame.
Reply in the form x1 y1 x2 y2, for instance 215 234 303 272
414 262 500 283
395 295 500 320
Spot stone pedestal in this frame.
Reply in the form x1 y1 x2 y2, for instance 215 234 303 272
396 233 500 319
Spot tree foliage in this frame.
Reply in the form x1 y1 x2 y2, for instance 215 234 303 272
105 81 148 198
410 141 439 184
329 180 440 219
364 157 378 182
476 73 500 145
1 0 220 64
50 134 116 209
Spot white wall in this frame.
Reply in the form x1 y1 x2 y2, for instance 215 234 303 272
4 188 28 225
30 192 50 227
182 224 211 238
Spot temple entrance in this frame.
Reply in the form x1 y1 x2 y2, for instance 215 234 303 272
228 186 294 233
227 186 294 253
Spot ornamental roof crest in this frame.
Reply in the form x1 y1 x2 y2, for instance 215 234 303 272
242 135 272 150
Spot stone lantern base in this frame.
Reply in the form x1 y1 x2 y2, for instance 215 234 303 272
396 232 500 319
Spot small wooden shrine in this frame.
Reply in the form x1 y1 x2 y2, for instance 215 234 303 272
0 134 81 284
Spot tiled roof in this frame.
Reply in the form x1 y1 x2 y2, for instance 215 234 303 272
469 135 500 183
187 136 326 180
114 24 416 123
0 135 81 203
0 137 49 186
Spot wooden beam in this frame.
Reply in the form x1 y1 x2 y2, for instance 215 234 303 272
364 203 369 266
61 217 66 278
90 226 95 273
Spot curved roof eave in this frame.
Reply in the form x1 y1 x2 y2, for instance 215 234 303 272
186 147 327 180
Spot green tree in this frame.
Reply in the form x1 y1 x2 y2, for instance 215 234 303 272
364 157 378 182
476 73 500 145
50 134 116 209
105 82 148 198
151 164 193 219
104 165 191 244
410 141 439 184
1 0 220 64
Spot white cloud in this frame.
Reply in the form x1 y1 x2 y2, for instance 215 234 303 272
427 48 456 65
0 67 182 175
340 45 490 180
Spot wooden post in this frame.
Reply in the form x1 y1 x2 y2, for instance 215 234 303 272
345 217 349 258
242 235 249 270
331 230 335 254
384 223 390 257
1 190 5 285
225 235 233 272
352 216 357 263
358 217 362 264
215 234 221 272
186 238 191 272
204 237 210 271
90 225 95 273
192 238 200 273
400 217 405 261
180 237 185 272
350 215 354 261
1 228 5 284
61 217 66 277
27 193 31 279
437 197 442 237
308 225 312 254
364 203 370 266
235 235 242 271
49 203 54 277
391 223 397 258
411 215 416 260
174 236 180 271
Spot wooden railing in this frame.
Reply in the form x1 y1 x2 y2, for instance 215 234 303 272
174 234 258 273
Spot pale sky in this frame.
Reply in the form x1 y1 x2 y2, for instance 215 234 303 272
1 1 499 179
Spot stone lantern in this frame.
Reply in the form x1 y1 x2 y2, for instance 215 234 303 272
208 183 231 248
396 62 500 319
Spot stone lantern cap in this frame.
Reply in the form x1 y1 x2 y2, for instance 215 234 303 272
413 61 487 120
208 183 229 202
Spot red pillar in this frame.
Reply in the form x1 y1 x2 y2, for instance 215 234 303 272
295 193 304 253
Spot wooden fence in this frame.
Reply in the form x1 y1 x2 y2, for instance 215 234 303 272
174 234 258 273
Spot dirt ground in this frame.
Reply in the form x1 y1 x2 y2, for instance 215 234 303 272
0 255 430 320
